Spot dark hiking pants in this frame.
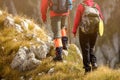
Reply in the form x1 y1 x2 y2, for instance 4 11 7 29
79 28 97 71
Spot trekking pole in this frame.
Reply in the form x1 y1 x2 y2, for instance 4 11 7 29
67 14 71 44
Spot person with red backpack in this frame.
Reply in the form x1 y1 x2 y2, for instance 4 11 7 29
72 0 104 73
41 0 73 61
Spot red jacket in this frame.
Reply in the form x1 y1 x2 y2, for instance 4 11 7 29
41 0 70 22
72 0 104 35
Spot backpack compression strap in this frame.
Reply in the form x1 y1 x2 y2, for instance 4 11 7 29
48 0 52 9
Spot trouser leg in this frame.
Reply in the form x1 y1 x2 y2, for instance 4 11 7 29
79 30 91 72
89 33 98 69
62 36 68 50
51 16 63 61
54 38 63 57
51 16 61 39
61 16 68 50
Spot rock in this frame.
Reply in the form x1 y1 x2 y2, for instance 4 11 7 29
11 47 28 70
4 16 15 27
72 44 83 60
20 76 25 80
36 38 41 42
35 45 48 59
29 78 33 80
38 72 45 76
63 60 67 63
30 42 49 59
11 46 41 71
47 36 52 43
27 52 35 59
62 50 68 56
10 38 51 71
38 73 42 76
34 24 41 30
15 24 23 33
48 68 54 74
0 10 3 16
12 38 17 42
25 34 34 40
1 46 5 51
22 57 41 71
0 10 52 72
21 20 29 30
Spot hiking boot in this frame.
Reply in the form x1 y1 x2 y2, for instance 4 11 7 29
92 63 98 71
53 47 63 62
62 37 68 50
53 55 63 62
84 66 91 75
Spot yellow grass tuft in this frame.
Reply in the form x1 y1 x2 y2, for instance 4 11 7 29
84 66 120 80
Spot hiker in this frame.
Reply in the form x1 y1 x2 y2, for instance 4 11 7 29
41 0 73 61
72 0 104 73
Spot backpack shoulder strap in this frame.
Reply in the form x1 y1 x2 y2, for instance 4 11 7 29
48 0 51 6
93 2 97 8
48 0 54 10
81 3 87 7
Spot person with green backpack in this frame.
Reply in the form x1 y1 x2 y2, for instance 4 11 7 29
41 0 73 61
72 0 104 74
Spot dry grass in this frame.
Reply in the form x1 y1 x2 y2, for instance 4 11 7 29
0 43 84 80
0 10 120 80
84 66 120 80
0 10 49 79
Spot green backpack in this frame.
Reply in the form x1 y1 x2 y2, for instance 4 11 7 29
80 3 100 34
